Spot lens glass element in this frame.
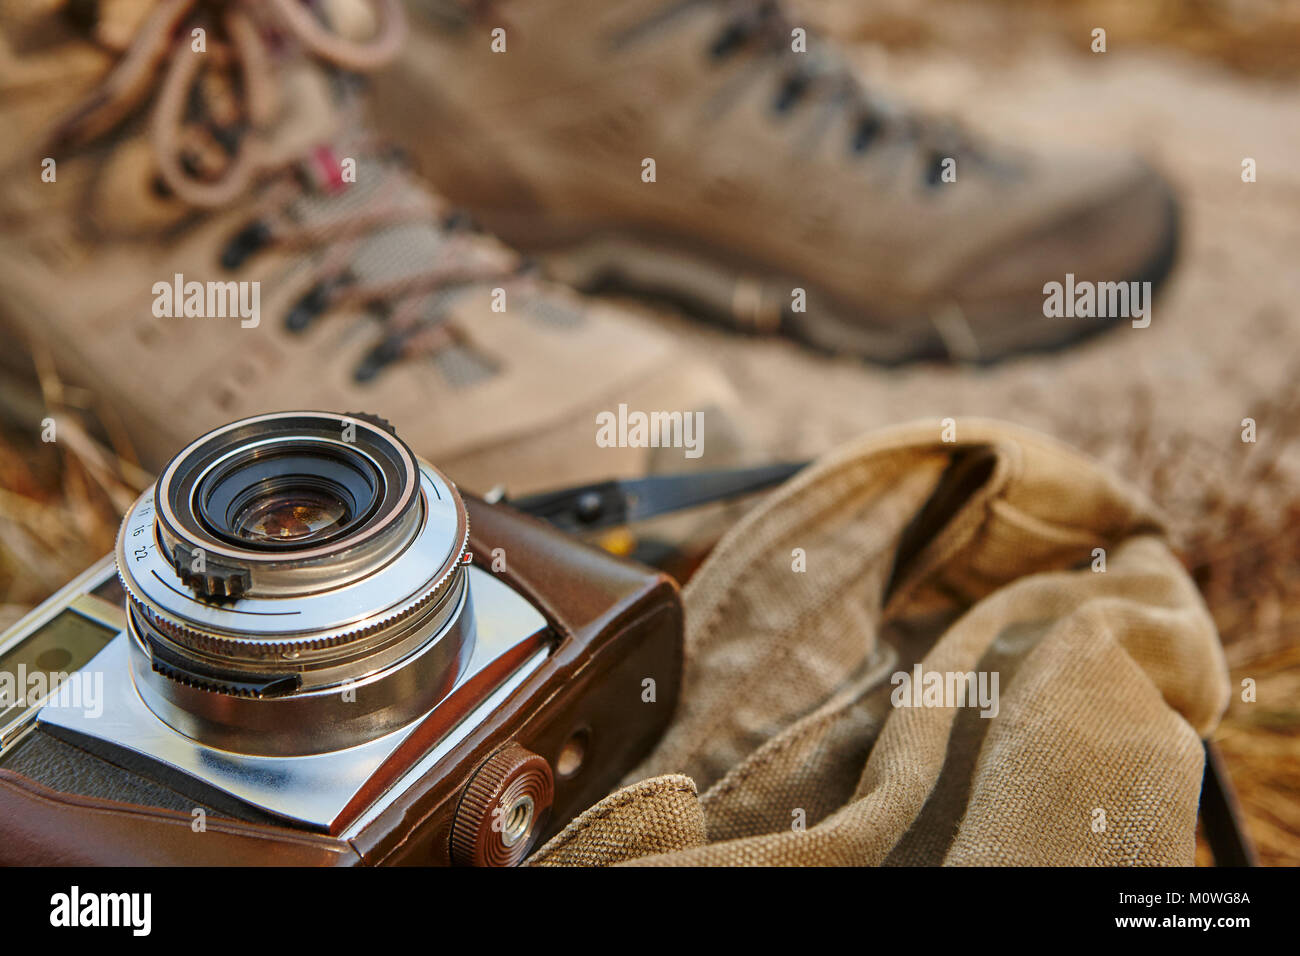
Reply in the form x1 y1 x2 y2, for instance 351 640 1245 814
196 446 381 552
231 482 351 545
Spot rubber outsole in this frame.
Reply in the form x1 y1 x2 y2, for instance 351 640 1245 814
529 187 1183 367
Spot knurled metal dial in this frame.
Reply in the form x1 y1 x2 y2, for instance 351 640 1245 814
451 743 554 867
166 543 252 601
120 540 469 661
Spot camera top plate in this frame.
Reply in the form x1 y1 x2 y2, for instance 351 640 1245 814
38 565 549 833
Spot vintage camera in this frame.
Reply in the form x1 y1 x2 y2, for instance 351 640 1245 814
0 411 682 866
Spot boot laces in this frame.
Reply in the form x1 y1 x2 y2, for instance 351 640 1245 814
47 0 526 382
660 0 994 184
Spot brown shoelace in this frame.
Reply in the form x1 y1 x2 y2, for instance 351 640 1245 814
617 0 993 185
47 0 524 381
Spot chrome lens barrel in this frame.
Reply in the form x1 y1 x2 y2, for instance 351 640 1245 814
115 412 472 756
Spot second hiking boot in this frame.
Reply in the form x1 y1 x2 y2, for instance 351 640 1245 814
375 0 1180 363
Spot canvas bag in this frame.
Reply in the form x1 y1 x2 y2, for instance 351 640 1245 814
529 419 1230 866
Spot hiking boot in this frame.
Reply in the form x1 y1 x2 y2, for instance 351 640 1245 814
373 0 1180 363
0 0 740 496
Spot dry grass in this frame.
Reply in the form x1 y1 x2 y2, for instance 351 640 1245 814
1213 641 1300 866
1062 374 1300 671
804 0 1300 78
993 0 1300 78
0 362 147 630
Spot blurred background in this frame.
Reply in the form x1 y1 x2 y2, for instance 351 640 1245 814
1 0 1297 863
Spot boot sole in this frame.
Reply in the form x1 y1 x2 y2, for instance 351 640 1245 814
495 187 1181 367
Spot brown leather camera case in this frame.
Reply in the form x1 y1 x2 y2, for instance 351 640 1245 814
0 497 683 865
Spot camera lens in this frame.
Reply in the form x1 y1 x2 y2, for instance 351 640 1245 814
151 418 414 593
115 412 473 756
194 443 383 551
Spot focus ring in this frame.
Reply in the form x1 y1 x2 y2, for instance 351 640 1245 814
117 531 469 661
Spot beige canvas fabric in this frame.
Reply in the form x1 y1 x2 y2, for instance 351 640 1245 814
530 419 1229 866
